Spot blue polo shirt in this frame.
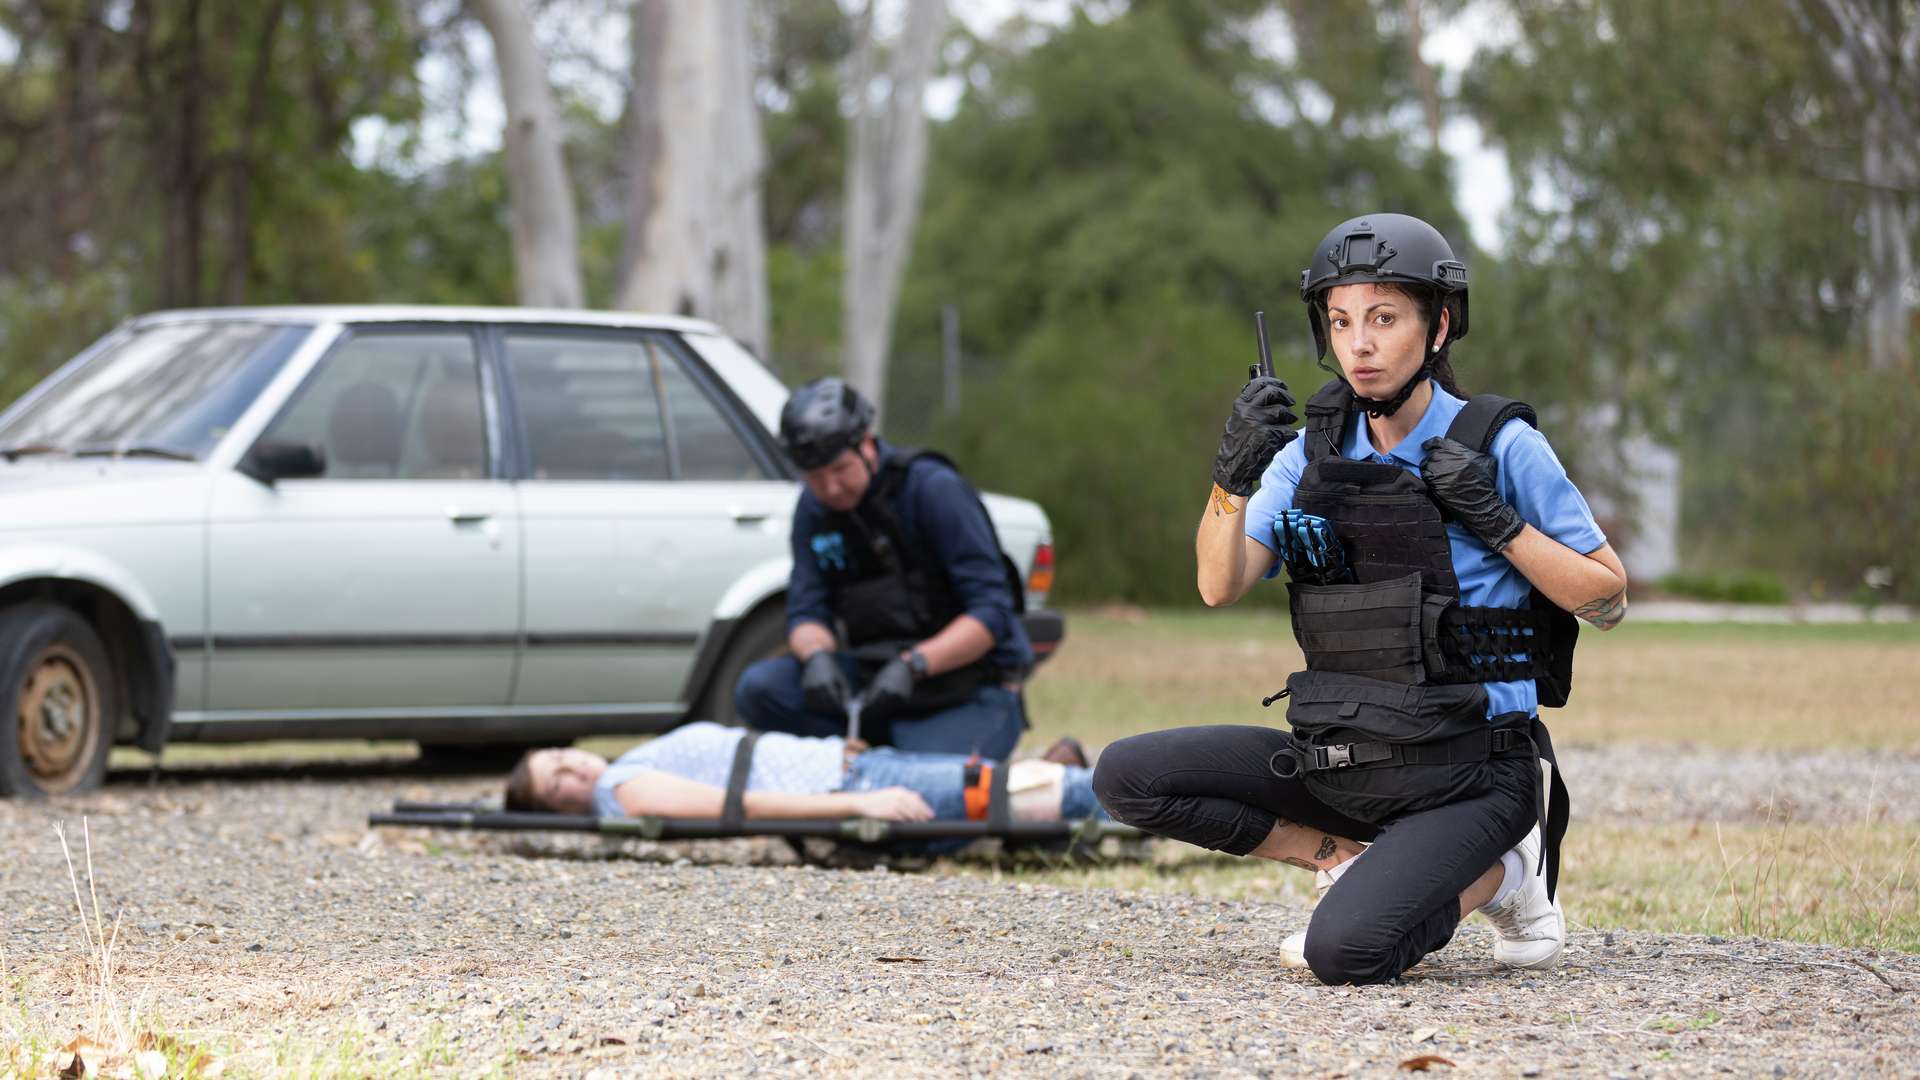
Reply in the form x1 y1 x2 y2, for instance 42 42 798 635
1245 382 1607 719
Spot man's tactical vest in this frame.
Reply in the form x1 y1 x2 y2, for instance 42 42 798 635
1288 379 1578 704
819 448 1027 689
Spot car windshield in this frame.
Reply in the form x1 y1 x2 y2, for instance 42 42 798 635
0 320 310 461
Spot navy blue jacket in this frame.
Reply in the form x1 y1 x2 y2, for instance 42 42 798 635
787 440 1033 676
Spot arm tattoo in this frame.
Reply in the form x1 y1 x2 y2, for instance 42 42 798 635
1280 857 1317 873
1572 587 1628 630
1314 835 1338 862
1210 483 1240 516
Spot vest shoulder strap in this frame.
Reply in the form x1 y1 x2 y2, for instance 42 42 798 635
876 446 1027 616
1302 379 1357 462
1443 394 1537 454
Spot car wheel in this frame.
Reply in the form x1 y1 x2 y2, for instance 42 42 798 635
695 604 790 727
0 604 119 798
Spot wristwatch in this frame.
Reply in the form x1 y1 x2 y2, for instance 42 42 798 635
905 648 931 681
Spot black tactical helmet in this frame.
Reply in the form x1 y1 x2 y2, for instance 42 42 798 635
1298 212 1470 362
779 377 876 470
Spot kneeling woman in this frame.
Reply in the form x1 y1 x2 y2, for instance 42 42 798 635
507 721 1106 826
1094 213 1628 985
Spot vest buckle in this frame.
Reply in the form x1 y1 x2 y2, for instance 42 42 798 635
1316 743 1355 770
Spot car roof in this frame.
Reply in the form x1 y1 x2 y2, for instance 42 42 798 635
131 305 725 335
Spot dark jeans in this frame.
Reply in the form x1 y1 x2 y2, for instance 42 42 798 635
733 654 1024 761
1091 724 1535 985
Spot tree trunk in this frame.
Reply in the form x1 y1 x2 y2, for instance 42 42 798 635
222 0 289 305
472 0 584 309
1405 0 1442 154
617 0 770 358
842 0 946 427
1801 0 1917 370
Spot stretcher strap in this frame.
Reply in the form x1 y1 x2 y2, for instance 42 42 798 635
986 754 1011 833
722 731 762 830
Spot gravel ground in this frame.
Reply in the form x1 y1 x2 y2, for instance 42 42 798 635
4 747 1918 1078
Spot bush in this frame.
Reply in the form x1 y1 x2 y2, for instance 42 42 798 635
1657 571 1790 605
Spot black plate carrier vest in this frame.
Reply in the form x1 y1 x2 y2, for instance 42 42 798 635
1289 379 1577 705
823 448 1027 682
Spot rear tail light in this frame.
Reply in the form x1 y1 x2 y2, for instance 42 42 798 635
1027 541 1055 596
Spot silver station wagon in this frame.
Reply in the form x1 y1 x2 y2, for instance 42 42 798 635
0 307 1060 796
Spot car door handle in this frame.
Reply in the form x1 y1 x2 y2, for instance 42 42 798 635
728 507 770 526
447 508 493 525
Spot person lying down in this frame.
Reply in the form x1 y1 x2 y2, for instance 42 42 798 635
504 720 1110 825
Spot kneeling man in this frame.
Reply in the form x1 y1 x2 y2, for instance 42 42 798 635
735 378 1031 760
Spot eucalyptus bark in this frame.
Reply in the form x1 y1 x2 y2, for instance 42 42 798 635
617 0 769 358
842 0 946 426
1797 0 1918 371
472 0 584 308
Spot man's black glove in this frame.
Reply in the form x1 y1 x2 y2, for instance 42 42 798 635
1212 377 1298 497
1421 437 1525 552
861 656 918 721
802 650 851 715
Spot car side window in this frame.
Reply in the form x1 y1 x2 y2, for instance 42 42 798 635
654 342 768 481
505 333 670 481
259 331 488 480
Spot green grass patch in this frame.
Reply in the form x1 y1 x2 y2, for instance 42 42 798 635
1024 607 1920 751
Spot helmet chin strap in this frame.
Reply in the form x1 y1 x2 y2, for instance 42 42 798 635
1357 359 1432 418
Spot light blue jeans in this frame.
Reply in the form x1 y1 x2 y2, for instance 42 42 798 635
838 747 1108 821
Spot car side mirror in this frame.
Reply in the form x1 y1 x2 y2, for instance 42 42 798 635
238 439 327 485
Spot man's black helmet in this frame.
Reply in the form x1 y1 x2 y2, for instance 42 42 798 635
780 377 875 470
1298 212 1470 361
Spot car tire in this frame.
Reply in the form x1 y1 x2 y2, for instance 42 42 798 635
0 603 119 798
695 604 790 727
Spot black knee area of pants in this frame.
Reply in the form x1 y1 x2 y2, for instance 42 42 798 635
1301 928 1405 987
732 657 786 715
1090 734 1154 825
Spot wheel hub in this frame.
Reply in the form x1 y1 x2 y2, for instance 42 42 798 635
17 646 97 787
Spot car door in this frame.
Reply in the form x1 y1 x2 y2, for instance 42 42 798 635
503 327 792 711
204 325 520 715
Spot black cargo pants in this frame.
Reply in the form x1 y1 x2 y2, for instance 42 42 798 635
1091 724 1536 985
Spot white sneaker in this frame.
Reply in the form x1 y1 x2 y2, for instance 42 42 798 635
1279 930 1308 968
1482 825 1565 969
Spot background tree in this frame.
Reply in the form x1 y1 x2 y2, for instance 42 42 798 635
841 0 946 426
618 0 770 357
470 0 585 307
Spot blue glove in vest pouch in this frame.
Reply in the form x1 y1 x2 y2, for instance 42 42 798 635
1268 669 1504 824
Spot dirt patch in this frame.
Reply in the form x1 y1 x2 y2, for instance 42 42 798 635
4 763 1918 1077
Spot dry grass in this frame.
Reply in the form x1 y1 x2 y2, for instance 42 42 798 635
950 819 1920 952
1024 608 1920 751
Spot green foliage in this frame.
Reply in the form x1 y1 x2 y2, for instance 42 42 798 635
1462 0 1916 600
888 3 1457 602
1656 571 1790 606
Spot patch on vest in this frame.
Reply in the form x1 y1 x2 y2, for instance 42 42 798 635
810 532 849 572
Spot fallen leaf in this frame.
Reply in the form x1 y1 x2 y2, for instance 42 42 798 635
1399 1055 1456 1072
1410 1027 1440 1043
134 1049 168 1079
873 956 927 963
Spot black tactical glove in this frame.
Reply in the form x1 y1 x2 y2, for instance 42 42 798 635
861 656 918 721
1421 437 1525 552
801 650 851 716
1212 377 1299 497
